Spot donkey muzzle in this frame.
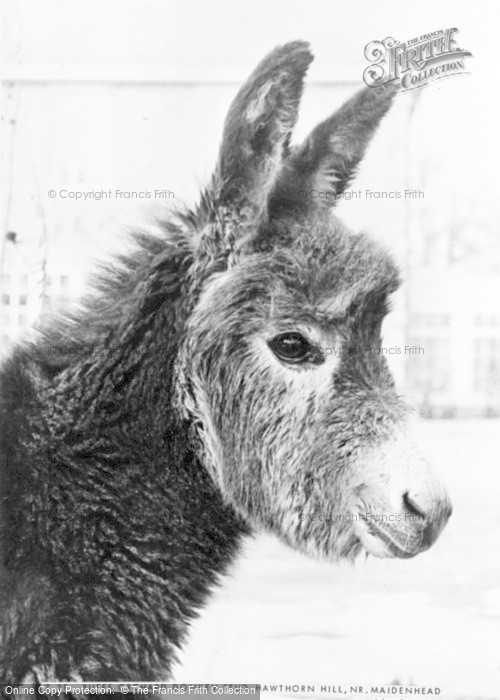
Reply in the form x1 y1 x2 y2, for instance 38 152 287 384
353 437 452 559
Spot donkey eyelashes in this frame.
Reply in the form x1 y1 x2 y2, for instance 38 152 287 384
268 331 325 367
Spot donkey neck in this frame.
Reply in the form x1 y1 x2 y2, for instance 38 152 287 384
31 265 249 643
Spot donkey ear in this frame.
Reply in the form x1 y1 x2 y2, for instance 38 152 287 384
197 41 313 252
270 82 398 213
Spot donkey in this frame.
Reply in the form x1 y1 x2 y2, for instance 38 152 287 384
0 41 452 684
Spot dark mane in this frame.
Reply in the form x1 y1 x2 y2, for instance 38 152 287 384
29 212 196 375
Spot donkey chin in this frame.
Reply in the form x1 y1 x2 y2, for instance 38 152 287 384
350 435 453 559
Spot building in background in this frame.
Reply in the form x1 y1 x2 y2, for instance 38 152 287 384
406 269 500 416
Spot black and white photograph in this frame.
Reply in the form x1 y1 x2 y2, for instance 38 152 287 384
0 1 498 698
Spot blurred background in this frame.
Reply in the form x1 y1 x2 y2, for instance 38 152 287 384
2 1 499 698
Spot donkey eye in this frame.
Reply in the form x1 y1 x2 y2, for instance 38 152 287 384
268 332 315 364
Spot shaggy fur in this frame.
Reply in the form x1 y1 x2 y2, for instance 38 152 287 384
0 41 451 685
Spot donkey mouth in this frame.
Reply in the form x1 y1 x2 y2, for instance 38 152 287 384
364 521 424 558
354 518 427 559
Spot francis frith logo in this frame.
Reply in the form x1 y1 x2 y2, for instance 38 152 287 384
363 28 472 90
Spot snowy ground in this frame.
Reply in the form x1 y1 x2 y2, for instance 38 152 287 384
172 420 500 700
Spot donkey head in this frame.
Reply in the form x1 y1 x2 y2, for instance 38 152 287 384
176 41 452 560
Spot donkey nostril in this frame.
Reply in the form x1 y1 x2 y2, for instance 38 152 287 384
403 491 427 519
